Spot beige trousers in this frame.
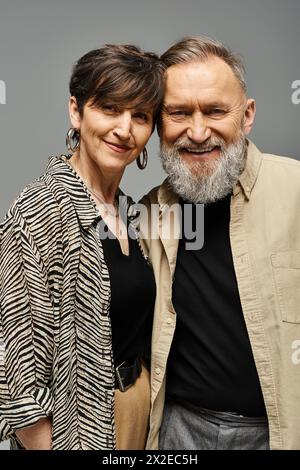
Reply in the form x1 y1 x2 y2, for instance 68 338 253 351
114 364 150 450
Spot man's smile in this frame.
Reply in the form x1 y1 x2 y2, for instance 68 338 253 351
179 145 221 160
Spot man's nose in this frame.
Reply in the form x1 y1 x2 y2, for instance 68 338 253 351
186 113 211 143
113 111 132 140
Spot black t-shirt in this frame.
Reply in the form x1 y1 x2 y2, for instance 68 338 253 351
166 195 266 417
100 223 156 367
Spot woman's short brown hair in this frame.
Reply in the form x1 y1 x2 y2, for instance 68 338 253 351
69 44 165 123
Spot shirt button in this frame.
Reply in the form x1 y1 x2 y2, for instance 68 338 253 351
167 318 172 325
155 367 161 375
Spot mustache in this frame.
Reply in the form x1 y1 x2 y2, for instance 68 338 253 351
173 136 227 153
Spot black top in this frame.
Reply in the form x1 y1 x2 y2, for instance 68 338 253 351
166 195 266 417
100 223 156 367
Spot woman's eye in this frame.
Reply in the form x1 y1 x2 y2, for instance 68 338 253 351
102 104 118 113
134 112 149 122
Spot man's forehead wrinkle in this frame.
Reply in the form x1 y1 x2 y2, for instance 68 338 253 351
165 79 241 99
165 58 244 100
163 93 242 110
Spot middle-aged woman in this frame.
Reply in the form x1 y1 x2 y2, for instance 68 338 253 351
0 44 164 450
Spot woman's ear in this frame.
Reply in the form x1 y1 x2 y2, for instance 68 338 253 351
69 96 81 129
243 98 256 135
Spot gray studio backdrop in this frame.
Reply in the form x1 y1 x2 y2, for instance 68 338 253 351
0 0 299 450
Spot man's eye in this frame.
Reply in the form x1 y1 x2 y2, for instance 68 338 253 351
170 110 189 116
208 109 225 115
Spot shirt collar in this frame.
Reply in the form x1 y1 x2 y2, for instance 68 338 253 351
45 155 137 230
158 179 180 208
233 139 263 200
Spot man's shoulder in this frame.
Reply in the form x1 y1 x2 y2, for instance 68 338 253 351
260 152 300 182
262 152 300 169
252 151 300 203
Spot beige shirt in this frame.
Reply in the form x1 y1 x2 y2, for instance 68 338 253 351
140 140 300 450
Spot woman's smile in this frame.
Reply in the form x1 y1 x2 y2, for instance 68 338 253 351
103 139 132 154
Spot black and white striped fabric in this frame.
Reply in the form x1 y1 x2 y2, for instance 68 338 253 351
0 155 138 449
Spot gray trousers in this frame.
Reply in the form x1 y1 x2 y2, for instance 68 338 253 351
159 399 269 450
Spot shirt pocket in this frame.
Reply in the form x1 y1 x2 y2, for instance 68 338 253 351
271 251 300 324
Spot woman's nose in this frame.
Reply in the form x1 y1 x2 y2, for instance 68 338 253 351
113 111 132 140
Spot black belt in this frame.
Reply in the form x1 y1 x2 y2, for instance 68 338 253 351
115 357 142 392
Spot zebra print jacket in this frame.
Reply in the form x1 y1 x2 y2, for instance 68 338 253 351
0 155 138 449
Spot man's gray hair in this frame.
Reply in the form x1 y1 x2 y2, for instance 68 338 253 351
161 36 247 93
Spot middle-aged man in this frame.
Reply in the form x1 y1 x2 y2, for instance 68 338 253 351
140 36 300 450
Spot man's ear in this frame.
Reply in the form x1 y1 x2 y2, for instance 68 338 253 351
68 96 82 129
243 98 256 135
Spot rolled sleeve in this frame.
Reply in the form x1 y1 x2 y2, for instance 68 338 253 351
0 387 53 440
0 205 55 441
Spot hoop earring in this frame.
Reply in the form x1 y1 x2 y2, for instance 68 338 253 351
137 148 148 170
66 128 80 153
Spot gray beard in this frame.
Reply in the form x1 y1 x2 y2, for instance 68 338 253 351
160 135 248 204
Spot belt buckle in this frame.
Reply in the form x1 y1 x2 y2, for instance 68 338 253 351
115 361 126 392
